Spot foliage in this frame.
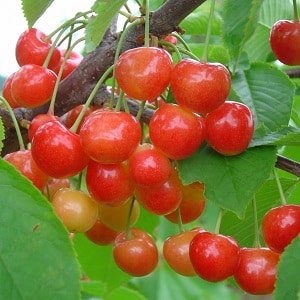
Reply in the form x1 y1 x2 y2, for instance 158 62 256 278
1 0 300 299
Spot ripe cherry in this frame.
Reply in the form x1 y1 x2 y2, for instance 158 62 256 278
31 120 90 178
149 103 206 160
15 28 61 69
11 64 57 108
2 72 20 109
128 143 173 187
79 109 141 163
115 47 173 101
205 101 254 156
189 231 240 282
170 58 231 114
234 247 280 295
113 228 159 276
4 149 49 190
165 181 206 224
98 198 140 232
52 188 98 233
86 160 134 206
134 168 183 215
269 20 300 66
163 227 206 277
262 204 300 253
84 218 119 246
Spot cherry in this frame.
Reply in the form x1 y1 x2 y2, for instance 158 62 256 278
79 109 141 163
86 160 134 206
2 72 20 109
28 113 60 142
65 104 96 130
189 231 240 282
115 47 173 101
165 181 206 224
43 178 70 201
163 227 206 277
11 64 57 108
134 168 183 215
31 120 90 178
128 143 173 187
170 58 231 115
149 103 206 160
15 28 61 69
51 188 98 233
113 228 159 276
84 217 119 246
98 198 140 232
234 247 280 295
269 20 300 66
262 204 300 253
205 101 254 156
4 149 49 191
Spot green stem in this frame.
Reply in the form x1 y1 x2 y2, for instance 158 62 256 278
176 208 185 233
75 172 83 191
170 32 192 52
159 40 182 61
214 209 223 234
136 101 146 120
293 0 299 22
144 0 150 47
201 0 216 62
252 197 261 248
0 96 25 150
125 197 136 240
273 168 287 205
70 64 115 133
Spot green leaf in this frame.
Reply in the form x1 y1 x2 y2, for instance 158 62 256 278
178 145 277 218
0 159 81 300
105 286 147 300
21 0 54 27
274 235 300 300
222 0 264 68
231 62 295 133
81 280 106 299
0 116 4 154
85 0 127 52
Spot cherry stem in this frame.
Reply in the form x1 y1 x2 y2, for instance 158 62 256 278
293 0 299 22
0 96 25 151
136 101 146 120
70 64 115 133
48 37 85 116
201 0 216 63
175 207 185 233
170 32 192 53
159 40 182 61
75 172 83 191
252 196 261 248
214 209 223 234
144 0 150 47
273 168 287 205
125 197 136 240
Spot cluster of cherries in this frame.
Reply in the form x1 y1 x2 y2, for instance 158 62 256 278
1 21 299 297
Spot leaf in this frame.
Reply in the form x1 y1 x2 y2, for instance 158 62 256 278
178 144 277 218
231 62 295 133
0 116 4 154
222 0 264 68
274 235 300 300
85 0 127 52
0 159 81 300
81 280 106 299
21 0 54 27
105 286 147 300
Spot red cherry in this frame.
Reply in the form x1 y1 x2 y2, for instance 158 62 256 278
79 109 141 163
115 47 173 101
170 58 231 114
11 64 57 108
28 113 60 142
2 72 20 109
189 231 240 282
113 228 159 276
86 160 134 206
234 247 280 295
31 120 90 178
205 101 254 156
262 204 300 253
4 149 48 190
134 168 183 215
15 28 61 69
65 104 96 130
269 20 300 66
149 103 206 160
84 218 119 246
128 143 173 187
163 227 206 276
165 182 206 224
